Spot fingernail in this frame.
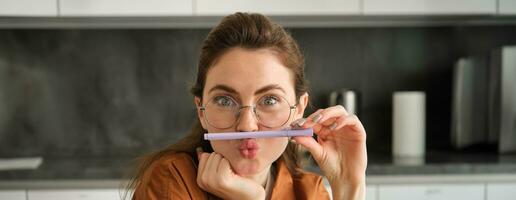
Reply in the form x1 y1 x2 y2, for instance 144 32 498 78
196 147 202 153
312 114 322 123
290 139 297 144
297 118 307 126
329 123 337 130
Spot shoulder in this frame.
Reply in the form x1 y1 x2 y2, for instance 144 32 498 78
146 151 199 184
143 152 197 178
134 151 205 200
153 151 196 170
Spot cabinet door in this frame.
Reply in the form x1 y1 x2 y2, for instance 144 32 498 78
59 0 192 16
0 190 26 200
195 0 360 16
487 182 516 200
363 0 496 15
27 189 121 200
366 185 378 200
0 0 57 16
378 184 485 200
499 0 516 15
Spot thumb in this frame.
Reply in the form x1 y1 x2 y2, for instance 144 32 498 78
292 136 324 161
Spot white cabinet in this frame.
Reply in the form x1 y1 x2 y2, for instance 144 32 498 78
0 190 26 200
59 0 192 16
366 185 378 200
499 0 516 15
27 189 120 200
363 0 496 15
0 0 57 16
195 0 360 16
487 182 516 200
378 183 485 200
323 179 377 200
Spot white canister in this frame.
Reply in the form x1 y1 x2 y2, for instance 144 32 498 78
392 91 426 158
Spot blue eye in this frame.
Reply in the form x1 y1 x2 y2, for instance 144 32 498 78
214 96 236 107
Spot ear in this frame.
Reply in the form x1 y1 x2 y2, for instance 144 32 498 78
294 93 309 119
195 97 208 130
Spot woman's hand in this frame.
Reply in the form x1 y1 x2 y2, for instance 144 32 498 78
291 105 367 200
196 148 265 200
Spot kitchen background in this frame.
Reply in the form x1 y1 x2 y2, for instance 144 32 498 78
1 26 515 158
1 0 516 200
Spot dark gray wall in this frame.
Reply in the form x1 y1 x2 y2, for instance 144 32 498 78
1 26 515 158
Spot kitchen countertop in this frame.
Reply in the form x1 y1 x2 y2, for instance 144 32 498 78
0 157 134 180
2 151 516 188
365 150 516 175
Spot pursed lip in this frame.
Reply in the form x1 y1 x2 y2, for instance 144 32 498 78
238 138 260 150
238 139 259 159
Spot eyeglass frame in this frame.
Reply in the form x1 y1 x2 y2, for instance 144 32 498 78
198 95 299 129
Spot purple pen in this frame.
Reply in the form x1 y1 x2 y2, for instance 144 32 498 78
204 128 313 140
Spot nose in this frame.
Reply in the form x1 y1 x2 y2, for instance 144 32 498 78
236 106 259 132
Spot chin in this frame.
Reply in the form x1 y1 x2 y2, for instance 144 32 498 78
231 158 264 175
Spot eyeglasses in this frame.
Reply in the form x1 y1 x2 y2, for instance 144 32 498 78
199 95 297 129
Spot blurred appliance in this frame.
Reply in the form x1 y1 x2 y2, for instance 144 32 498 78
489 46 516 153
451 45 516 153
451 56 489 148
329 89 358 116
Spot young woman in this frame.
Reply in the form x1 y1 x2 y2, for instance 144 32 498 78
129 12 367 200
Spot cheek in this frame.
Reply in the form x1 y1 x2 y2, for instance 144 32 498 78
262 137 289 161
210 141 234 157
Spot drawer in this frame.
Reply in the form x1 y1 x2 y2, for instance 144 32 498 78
0 190 26 200
378 183 484 200
487 182 516 200
366 185 378 200
27 189 121 200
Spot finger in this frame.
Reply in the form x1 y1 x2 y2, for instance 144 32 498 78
217 157 232 176
320 115 366 141
301 106 348 128
290 117 324 133
290 118 308 129
196 147 209 176
196 150 209 188
207 153 222 176
337 114 366 133
197 148 209 173
320 117 337 127
303 109 324 125
200 152 218 187
290 109 323 133
215 158 233 188
317 114 362 138
313 105 348 124
301 121 324 135
292 136 324 161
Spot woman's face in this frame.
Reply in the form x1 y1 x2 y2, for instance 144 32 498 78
195 47 307 176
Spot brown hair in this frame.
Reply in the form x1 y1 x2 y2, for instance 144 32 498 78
125 12 309 199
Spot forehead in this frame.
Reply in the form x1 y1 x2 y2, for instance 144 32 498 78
204 48 295 96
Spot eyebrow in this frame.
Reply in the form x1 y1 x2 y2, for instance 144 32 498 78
208 84 286 96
